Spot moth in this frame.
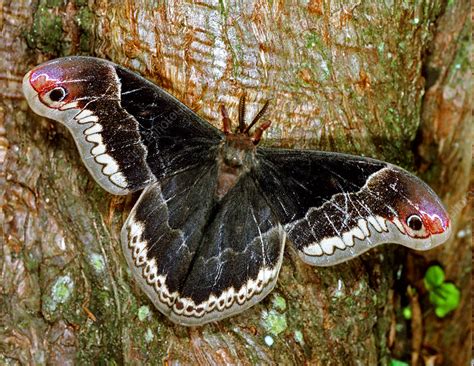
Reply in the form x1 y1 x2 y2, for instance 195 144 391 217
23 57 451 326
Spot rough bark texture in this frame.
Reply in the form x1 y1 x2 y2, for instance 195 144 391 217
0 1 470 365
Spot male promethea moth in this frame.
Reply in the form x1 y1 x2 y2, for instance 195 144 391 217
23 57 451 326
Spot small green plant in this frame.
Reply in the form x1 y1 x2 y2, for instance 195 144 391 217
423 265 461 318
389 359 409 366
402 306 412 320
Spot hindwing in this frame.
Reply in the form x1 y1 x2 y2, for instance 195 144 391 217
122 165 285 326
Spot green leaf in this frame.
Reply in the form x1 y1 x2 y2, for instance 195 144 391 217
435 307 450 318
429 283 461 318
402 306 412 320
424 265 445 291
390 359 409 366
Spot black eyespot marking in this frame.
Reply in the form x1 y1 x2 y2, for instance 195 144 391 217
49 87 67 102
407 214 423 231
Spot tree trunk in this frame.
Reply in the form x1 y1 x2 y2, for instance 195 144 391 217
1 1 470 365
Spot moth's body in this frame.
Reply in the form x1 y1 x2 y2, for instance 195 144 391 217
216 133 256 199
23 57 451 326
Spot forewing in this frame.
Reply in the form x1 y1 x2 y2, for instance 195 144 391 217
122 169 285 326
23 57 222 195
255 148 450 266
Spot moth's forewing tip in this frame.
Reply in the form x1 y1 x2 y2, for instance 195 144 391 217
22 69 36 106
429 218 452 248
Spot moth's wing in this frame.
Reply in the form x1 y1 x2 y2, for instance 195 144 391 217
254 148 451 266
23 57 222 195
122 167 285 326
176 173 285 325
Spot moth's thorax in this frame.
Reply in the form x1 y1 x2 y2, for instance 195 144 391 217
215 133 256 200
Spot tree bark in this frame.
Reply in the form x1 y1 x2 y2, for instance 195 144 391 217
1 1 470 365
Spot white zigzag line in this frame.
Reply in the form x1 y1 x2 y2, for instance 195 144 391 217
74 108 127 188
302 215 405 257
126 217 279 319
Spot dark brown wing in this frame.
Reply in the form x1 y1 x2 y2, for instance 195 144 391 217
254 148 451 266
121 165 285 326
23 56 223 194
